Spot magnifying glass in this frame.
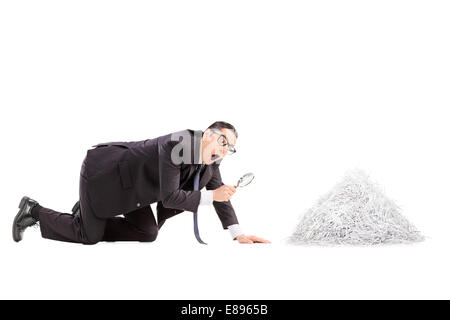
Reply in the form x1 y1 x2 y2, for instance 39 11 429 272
235 173 255 188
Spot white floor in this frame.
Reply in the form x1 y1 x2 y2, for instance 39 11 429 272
2 0 450 300
2 224 449 300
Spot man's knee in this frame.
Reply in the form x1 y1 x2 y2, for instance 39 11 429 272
82 237 102 245
139 227 158 242
81 232 104 245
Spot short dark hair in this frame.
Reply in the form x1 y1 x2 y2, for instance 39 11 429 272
207 121 238 138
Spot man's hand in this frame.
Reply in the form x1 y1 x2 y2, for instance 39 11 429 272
213 185 236 202
235 234 271 244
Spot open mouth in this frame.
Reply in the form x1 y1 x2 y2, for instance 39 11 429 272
211 153 219 161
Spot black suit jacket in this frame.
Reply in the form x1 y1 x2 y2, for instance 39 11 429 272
81 129 238 229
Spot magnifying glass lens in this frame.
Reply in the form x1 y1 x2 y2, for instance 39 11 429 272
237 173 255 187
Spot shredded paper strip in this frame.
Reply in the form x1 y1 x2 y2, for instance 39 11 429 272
288 170 424 246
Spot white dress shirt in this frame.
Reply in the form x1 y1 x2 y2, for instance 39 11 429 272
198 140 244 240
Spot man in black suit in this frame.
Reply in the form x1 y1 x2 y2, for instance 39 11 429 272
12 121 270 245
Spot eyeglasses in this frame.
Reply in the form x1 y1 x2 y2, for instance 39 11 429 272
210 129 236 155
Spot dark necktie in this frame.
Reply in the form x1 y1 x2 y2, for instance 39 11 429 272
193 164 207 244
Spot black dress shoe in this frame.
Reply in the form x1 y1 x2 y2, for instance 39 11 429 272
12 196 40 242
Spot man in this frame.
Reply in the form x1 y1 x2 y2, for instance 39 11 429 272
12 121 270 245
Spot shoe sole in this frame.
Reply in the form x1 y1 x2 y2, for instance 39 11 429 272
12 196 30 242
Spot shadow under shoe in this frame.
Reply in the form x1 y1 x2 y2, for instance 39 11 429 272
12 196 40 242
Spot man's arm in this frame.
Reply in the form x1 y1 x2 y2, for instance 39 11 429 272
205 163 271 244
158 139 201 213
205 164 241 236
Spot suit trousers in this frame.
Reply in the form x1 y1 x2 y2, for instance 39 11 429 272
38 175 158 244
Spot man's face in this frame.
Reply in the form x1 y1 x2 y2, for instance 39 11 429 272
201 128 237 165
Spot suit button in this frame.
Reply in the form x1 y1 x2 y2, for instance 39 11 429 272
137 203 141 207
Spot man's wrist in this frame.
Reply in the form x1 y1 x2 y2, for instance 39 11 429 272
228 224 244 240
199 190 214 205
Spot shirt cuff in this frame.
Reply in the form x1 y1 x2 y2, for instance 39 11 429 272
228 224 244 240
199 189 214 205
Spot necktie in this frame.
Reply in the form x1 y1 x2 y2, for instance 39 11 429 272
193 164 207 244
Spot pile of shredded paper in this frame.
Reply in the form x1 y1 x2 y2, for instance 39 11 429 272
288 170 424 245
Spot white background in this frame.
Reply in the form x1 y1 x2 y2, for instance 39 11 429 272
1 0 449 299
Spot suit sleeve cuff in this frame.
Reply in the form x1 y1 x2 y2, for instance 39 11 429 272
228 224 244 240
199 189 214 205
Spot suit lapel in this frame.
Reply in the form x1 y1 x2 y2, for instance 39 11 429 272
180 164 212 190
179 165 195 189
199 165 212 189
